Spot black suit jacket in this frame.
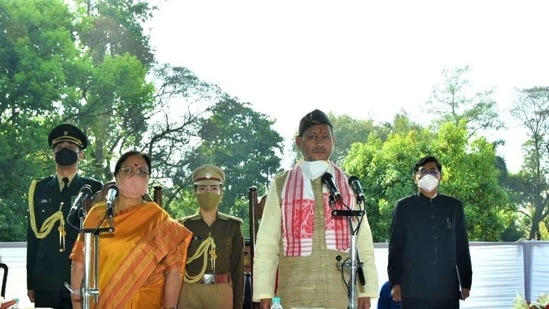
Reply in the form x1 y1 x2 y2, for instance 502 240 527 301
388 193 472 300
26 174 103 291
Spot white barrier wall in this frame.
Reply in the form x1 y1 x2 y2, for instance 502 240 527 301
1 241 548 308
373 241 548 308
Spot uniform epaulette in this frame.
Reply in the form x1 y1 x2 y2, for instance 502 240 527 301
81 175 101 182
178 213 201 223
35 175 53 182
218 212 243 223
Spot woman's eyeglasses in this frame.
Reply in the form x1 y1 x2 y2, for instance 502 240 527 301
118 167 150 177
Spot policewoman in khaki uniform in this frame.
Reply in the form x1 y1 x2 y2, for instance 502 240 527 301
26 124 103 308
177 164 243 309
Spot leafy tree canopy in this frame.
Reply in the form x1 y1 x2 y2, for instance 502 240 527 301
343 120 513 242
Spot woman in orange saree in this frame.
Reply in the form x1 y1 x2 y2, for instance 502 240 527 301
70 150 192 309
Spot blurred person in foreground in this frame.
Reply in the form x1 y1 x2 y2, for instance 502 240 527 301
388 155 472 309
177 164 243 309
70 150 193 309
377 280 400 309
27 123 103 309
253 109 379 309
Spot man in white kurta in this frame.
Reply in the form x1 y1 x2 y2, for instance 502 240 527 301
253 109 378 309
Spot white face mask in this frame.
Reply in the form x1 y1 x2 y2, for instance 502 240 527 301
418 174 439 192
118 176 149 199
300 160 329 180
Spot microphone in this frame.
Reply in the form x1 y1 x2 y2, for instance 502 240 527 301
106 185 119 218
348 176 366 203
69 184 93 218
321 172 341 200
357 256 366 286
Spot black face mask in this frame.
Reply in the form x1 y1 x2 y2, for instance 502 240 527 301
55 148 78 166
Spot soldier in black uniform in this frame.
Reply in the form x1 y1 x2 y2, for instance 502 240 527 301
178 164 244 309
26 123 103 309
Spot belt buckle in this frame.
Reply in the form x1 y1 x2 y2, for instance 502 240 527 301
202 273 216 284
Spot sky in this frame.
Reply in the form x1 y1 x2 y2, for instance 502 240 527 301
147 0 549 173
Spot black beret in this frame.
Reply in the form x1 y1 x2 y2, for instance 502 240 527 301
48 123 88 149
298 109 333 136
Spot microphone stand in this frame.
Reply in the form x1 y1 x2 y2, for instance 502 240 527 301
65 205 115 309
331 195 365 309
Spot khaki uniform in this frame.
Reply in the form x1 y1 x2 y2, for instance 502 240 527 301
178 212 243 309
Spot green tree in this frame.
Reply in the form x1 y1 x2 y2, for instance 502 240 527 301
328 113 376 165
129 95 284 301
180 98 284 236
510 86 549 240
171 97 283 235
428 65 504 137
325 112 422 167
0 0 86 240
0 0 223 240
141 65 224 213
74 0 157 66
344 120 513 242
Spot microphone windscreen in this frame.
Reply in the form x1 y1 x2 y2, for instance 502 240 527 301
80 184 93 196
348 175 359 185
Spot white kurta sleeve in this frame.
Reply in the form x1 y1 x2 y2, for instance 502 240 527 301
252 179 283 301
356 211 379 298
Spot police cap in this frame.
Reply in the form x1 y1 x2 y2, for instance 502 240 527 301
192 164 225 185
48 123 88 149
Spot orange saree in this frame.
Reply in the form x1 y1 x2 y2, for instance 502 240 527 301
70 202 192 309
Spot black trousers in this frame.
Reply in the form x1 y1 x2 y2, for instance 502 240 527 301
401 297 459 309
34 290 73 309
243 273 252 309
